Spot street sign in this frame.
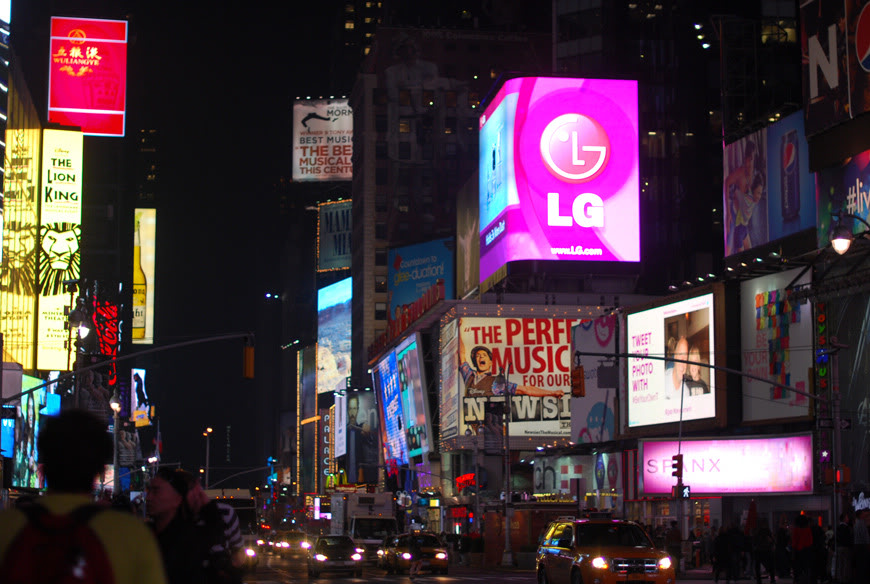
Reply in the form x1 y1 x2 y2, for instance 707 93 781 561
818 418 851 430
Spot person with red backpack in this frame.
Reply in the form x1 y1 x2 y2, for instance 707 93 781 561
0 408 168 584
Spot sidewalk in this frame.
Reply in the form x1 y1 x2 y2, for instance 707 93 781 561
680 565 793 583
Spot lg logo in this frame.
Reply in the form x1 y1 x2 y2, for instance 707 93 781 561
540 113 609 228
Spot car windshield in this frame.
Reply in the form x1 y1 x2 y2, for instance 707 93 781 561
353 518 397 539
283 532 307 543
317 536 354 550
575 524 652 547
410 535 442 547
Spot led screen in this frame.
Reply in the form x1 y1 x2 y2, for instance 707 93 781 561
2 127 41 370
396 334 432 458
1 405 14 458
37 128 83 371
12 374 47 489
439 320 460 441
48 17 128 136
641 435 813 495
626 293 716 427
457 317 576 439
373 347 410 470
292 98 353 181
344 391 378 484
387 238 454 339
317 201 352 272
740 270 813 422
569 314 618 444
478 76 639 285
317 277 351 394
130 368 153 427
722 112 816 256
132 208 156 344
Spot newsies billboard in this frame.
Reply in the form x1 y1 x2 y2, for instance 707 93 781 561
478 76 639 291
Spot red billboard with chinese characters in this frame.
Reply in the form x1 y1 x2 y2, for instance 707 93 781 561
48 17 128 137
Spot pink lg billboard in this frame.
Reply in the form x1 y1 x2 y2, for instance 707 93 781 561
478 77 639 284
642 435 813 495
48 17 128 137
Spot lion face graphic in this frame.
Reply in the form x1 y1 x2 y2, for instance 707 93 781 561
38 222 81 297
1 221 37 295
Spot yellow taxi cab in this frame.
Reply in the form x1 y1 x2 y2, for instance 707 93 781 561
536 518 675 584
381 531 449 575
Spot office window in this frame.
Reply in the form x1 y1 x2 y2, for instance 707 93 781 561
375 302 387 320
375 249 387 266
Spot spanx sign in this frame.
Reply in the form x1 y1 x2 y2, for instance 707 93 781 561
641 434 814 496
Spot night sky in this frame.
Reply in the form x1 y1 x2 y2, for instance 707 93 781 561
12 0 346 487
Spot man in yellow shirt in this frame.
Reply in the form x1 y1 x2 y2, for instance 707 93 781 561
0 408 168 584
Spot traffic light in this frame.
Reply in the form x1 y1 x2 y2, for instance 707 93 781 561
572 365 586 397
671 454 684 480
243 345 255 379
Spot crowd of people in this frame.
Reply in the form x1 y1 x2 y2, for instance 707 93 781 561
0 409 246 584
646 510 868 584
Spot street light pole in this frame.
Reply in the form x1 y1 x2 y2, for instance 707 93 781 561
109 392 121 497
203 427 213 489
498 365 514 567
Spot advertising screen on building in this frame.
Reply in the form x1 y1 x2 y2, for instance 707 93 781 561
48 17 128 137
387 238 454 337
12 374 48 489
478 76 639 286
317 277 351 394
740 269 813 422
626 292 717 428
2 126 42 370
132 208 156 344
344 390 378 484
37 128 83 371
317 200 351 272
299 346 317 493
396 333 433 458
570 314 619 444
641 435 813 495
439 320 460 441
130 368 152 427
722 112 816 257
292 98 352 181
373 346 410 470
816 147 870 248
457 316 576 439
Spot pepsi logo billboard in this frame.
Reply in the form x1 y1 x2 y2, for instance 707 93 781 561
478 77 639 285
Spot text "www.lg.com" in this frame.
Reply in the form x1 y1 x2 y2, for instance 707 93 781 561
551 245 603 256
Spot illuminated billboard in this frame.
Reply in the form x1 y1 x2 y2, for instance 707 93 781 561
130 368 153 427
317 277 352 394
396 334 432 458
740 269 813 422
344 390 378 484
132 209 156 343
292 98 353 181
641 435 813 495
387 238 453 338
48 17 128 137
816 147 870 248
722 112 816 256
439 320 460 441
2 125 41 370
12 374 48 489
478 76 639 286
37 128 83 371
569 314 618 444
457 316 576 438
625 289 723 430
373 346 410 470
317 200 351 271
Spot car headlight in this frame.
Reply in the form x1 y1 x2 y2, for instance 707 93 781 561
659 557 672 570
245 548 257 557
377 550 385 557
356 547 366 553
352 553 363 561
256 539 265 545
435 552 447 560
590 556 609 570
301 541 311 549
401 552 412 560
315 554 328 562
